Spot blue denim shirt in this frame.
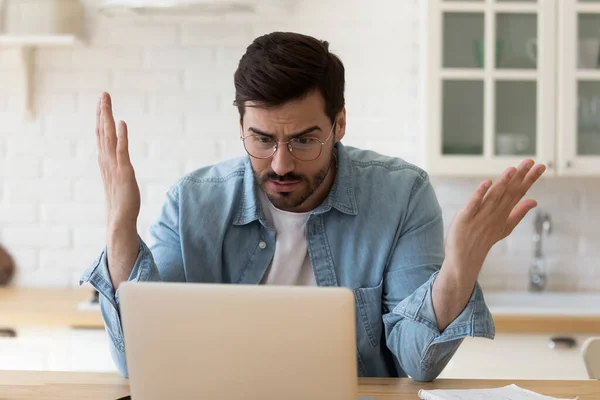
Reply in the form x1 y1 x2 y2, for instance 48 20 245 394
80 142 495 381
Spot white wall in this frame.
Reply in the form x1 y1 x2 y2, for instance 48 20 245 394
0 0 598 292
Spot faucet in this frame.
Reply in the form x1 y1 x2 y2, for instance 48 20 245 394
529 210 552 292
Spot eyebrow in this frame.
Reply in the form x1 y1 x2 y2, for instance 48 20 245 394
247 125 322 139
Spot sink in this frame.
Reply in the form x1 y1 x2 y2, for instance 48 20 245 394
483 291 600 316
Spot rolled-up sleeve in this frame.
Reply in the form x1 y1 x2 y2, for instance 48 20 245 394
385 271 494 381
382 173 495 382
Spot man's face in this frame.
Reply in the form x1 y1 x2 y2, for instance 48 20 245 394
241 90 345 212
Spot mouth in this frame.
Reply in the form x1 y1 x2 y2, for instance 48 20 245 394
266 180 301 193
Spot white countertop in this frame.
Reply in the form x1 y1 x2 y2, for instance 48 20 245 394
484 291 600 316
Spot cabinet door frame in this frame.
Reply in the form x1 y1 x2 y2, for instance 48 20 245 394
557 0 600 176
424 0 557 177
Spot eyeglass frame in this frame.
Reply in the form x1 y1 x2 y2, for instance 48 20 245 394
240 119 337 161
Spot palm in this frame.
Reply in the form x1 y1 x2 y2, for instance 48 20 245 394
445 159 546 273
96 92 141 231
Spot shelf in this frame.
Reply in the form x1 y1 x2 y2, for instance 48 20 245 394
493 70 539 81
441 70 485 80
576 71 600 81
441 69 538 80
576 4 600 13
0 35 82 120
0 34 82 47
491 3 540 13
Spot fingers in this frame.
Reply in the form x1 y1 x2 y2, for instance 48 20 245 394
508 159 535 188
463 179 492 217
500 160 546 212
496 159 534 209
99 95 105 161
482 159 546 214
517 163 546 196
96 95 102 153
116 121 132 167
505 199 538 236
101 92 117 160
480 166 517 211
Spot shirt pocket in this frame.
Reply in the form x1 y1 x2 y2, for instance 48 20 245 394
353 280 384 348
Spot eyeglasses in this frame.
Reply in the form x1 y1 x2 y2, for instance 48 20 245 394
240 121 336 161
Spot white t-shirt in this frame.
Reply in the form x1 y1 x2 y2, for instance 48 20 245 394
259 191 316 286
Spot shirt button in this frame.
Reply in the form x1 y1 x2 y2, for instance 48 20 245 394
259 241 267 249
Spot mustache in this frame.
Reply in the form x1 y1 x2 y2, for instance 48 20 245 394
262 172 303 182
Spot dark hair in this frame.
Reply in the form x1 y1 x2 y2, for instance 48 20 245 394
234 31 345 125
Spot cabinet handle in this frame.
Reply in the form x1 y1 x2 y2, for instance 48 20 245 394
546 161 553 169
566 161 573 168
548 336 576 349
0 329 16 338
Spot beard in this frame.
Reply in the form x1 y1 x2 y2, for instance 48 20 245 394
254 156 333 212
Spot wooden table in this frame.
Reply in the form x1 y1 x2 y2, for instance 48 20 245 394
360 378 600 399
1 371 599 399
494 314 600 334
0 287 104 329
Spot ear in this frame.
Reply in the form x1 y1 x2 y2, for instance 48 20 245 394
334 107 346 143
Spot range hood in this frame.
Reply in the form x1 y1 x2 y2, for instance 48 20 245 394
98 0 259 15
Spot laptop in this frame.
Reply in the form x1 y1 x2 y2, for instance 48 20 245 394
118 281 359 400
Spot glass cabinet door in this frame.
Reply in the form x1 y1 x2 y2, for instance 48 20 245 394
495 13 538 69
577 13 600 70
442 80 484 155
558 1 600 175
576 8 600 159
429 0 554 176
493 12 539 157
495 81 537 156
577 82 600 156
441 11 485 156
443 13 485 69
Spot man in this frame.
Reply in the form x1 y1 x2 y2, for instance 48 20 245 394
80 32 546 381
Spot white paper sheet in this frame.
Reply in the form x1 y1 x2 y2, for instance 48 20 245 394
418 384 579 400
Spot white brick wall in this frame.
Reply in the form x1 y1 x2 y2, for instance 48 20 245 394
432 176 600 292
0 0 598 291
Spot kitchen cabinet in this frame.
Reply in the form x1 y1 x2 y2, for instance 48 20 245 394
68 328 117 372
0 332 49 371
0 288 114 373
558 0 600 175
424 0 600 177
0 327 117 373
439 333 591 380
1 329 591 379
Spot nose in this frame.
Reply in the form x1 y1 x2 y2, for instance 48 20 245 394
270 143 295 177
